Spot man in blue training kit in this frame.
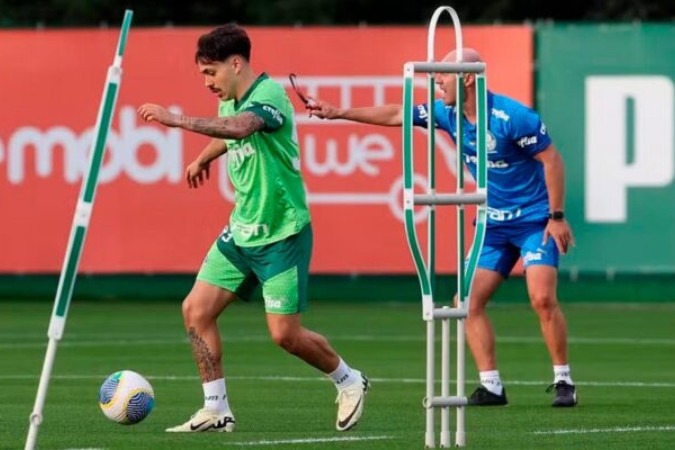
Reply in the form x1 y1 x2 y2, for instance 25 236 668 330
307 48 577 407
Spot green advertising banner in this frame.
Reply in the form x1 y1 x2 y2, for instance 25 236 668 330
536 24 675 275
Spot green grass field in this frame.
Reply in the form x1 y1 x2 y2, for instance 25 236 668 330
1 299 674 449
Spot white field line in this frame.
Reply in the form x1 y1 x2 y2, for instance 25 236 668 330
532 425 675 435
229 435 393 446
2 374 675 388
58 437 393 450
2 334 675 349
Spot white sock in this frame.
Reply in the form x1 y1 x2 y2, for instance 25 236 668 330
327 358 361 389
479 370 503 395
203 378 230 413
553 364 574 385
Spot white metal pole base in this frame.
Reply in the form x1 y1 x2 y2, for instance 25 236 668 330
25 338 58 450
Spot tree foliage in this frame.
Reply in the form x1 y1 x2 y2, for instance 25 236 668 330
0 0 672 27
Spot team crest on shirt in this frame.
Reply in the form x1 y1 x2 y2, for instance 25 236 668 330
486 131 497 153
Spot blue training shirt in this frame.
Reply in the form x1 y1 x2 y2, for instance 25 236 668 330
412 91 552 226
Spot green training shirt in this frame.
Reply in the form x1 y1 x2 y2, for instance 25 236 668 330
218 73 311 246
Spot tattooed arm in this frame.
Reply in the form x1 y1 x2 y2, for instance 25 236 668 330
179 112 265 139
137 103 265 139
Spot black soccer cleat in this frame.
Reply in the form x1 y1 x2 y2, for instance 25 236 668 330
547 381 578 407
467 386 508 406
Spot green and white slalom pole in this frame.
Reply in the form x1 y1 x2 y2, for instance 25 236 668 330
25 10 133 450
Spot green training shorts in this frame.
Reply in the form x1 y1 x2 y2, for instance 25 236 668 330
197 223 312 314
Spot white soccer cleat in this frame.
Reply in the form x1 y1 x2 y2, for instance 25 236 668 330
166 408 235 432
335 374 370 431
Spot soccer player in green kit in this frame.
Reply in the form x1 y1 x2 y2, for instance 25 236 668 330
138 23 368 433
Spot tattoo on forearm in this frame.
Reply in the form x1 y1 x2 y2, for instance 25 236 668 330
182 112 264 139
188 327 219 382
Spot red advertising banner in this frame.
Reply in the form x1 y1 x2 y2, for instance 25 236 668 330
0 26 531 273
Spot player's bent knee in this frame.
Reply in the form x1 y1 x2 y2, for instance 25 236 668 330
181 298 192 322
272 334 301 354
268 327 302 353
181 296 216 326
467 304 486 318
467 294 490 316
181 298 200 325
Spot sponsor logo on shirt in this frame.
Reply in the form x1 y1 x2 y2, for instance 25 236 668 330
464 154 509 168
231 222 269 237
516 135 538 148
262 105 283 126
491 108 510 121
228 143 256 168
486 207 522 221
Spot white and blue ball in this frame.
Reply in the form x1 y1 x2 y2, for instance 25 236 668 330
99 370 155 424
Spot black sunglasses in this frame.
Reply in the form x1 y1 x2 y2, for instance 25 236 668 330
288 73 313 107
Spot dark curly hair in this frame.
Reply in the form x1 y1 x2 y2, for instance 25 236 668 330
195 23 251 63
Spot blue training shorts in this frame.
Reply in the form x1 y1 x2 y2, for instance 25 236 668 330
477 222 559 278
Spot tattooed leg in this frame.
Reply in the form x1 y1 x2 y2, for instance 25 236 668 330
181 281 236 382
188 327 223 382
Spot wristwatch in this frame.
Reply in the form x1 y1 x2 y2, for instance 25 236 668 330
548 211 565 221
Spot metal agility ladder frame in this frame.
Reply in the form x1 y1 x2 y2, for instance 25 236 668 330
402 6 488 448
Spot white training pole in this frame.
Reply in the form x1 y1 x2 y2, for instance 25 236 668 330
428 6 465 448
404 6 487 448
441 306 451 447
24 10 133 450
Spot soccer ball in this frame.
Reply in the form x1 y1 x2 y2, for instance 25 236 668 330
99 370 155 424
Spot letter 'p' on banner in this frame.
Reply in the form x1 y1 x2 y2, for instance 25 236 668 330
585 76 674 223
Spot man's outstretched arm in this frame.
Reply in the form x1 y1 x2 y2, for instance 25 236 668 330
307 100 403 126
138 103 265 139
